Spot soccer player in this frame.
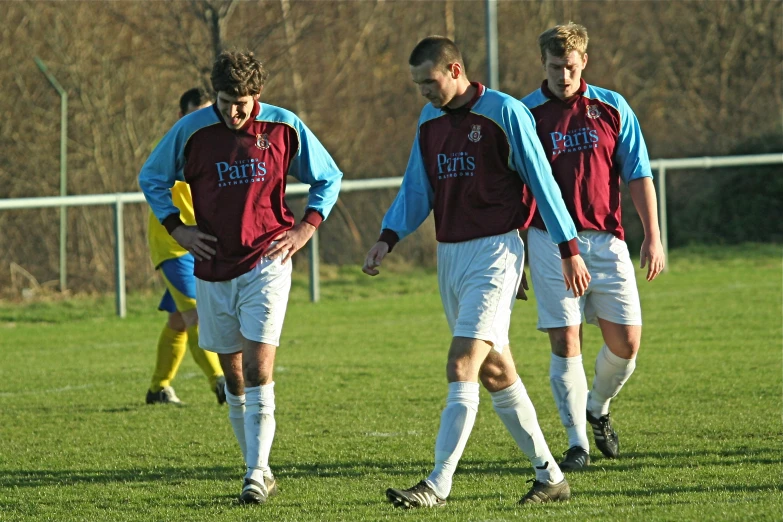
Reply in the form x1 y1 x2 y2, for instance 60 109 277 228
363 36 590 508
519 23 665 471
139 50 342 504
145 87 225 406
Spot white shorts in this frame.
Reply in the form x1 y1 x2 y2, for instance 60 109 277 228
438 230 524 352
528 227 642 332
195 253 292 353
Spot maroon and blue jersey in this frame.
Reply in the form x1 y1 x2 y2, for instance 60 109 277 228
380 83 578 258
139 101 342 282
520 79 652 240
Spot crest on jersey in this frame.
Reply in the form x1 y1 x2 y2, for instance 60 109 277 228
255 133 270 150
586 105 601 119
468 124 482 143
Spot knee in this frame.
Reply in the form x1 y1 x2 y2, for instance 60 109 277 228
167 313 187 332
180 308 199 328
479 372 505 392
446 356 473 383
223 371 243 396
603 325 641 359
242 360 261 388
609 339 640 360
549 330 581 358
479 362 507 392
243 358 275 387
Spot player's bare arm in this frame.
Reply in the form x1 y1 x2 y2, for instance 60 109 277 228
561 254 590 297
362 241 390 276
170 225 217 261
265 221 316 265
629 177 665 281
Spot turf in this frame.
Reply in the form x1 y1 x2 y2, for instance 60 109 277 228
0 244 780 521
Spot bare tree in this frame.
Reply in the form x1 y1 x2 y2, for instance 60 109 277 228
0 0 779 294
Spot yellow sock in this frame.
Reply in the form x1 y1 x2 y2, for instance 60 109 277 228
187 324 223 389
150 325 187 392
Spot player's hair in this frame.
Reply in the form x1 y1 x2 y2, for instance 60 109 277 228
538 22 589 59
179 87 211 114
210 50 269 97
409 35 464 72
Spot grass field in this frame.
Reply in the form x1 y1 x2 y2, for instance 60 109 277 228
0 244 780 521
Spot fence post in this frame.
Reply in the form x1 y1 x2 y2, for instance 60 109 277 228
114 199 127 318
657 162 668 272
34 57 68 291
485 0 499 89
309 229 320 303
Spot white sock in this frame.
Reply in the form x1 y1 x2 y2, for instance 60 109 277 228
244 383 276 484
587 345 636 417
225 386 247 465
549 354 590 451
425 381 479 499
490 377 564 485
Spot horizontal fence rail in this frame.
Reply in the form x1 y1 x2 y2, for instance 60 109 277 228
0 154 780 316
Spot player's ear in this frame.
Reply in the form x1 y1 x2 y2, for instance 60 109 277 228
450 62 462 79
582 53 588 68
253 88 263 100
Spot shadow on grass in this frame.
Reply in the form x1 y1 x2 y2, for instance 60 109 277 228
4 446 780 489
0 465 240 488
1 459 525 489
584 483 783 497
458 447 782 475
484 484 783 513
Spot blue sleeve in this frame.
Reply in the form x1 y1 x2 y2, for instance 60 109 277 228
615 95 653 184
501 102 577 244
288 120 343 219
138 123 187 223
380 130 434 241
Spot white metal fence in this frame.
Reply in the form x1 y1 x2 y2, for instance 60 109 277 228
1 153 780 316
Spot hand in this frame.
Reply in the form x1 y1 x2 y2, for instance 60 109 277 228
640 235 665 281
264 222 316 264
561 254 591 298
516 270 529 300
362 241 390 276
170 225 217 261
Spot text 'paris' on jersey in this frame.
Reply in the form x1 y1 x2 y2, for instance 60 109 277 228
139 102 342 282
520 79 652 240
380 83 578 258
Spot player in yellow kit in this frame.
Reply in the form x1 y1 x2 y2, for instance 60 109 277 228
145 87 226 405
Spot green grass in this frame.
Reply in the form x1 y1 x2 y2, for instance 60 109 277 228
0 244 780 521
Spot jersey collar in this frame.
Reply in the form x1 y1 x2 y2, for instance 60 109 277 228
442 82 485 113
541 78 587 104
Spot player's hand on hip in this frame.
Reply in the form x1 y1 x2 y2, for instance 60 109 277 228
266 222 316 264
640 235 665 281
171 225 217 261
561 254 591 298
362 241 389 276
516 270 529 300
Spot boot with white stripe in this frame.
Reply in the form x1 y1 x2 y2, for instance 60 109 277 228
386 481 446 509
586 410 619 459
